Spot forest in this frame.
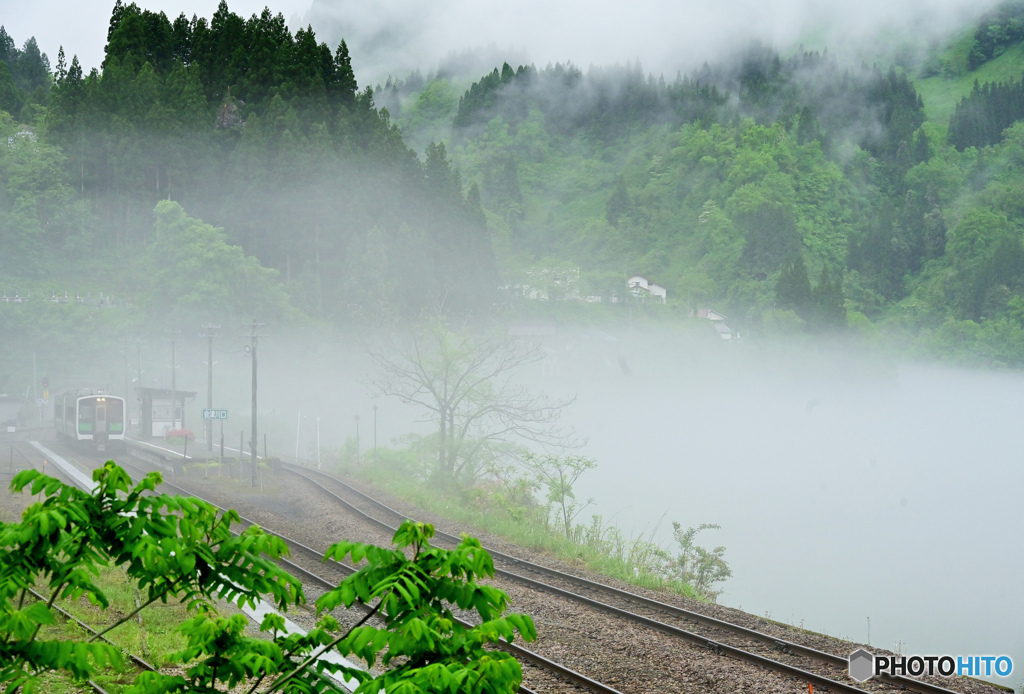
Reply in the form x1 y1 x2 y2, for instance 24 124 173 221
5 0 1024 391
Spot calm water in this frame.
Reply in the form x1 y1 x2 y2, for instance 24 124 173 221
556 348 1022 687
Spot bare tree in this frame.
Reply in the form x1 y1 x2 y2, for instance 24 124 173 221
369 322 577 486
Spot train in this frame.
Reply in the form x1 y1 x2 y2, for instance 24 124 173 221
54 389 126 452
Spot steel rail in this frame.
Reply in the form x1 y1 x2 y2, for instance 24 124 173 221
282 463 980 694
25 586 156 694
12 443 156 694
281 464 877 694
114 448 615 694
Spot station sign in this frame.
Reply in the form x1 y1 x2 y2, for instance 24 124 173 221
202 409 228 420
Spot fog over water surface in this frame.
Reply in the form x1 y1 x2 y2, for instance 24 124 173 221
546 342 1022 685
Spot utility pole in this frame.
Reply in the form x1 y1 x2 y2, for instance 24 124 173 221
136 342 142 431
200 324 220 451
121 337 140 431
355 415 360 464
31 352 37 425
120 348 129 428
315 222 322 312
167 330 182 430
373 404 378 463
243 320 265 488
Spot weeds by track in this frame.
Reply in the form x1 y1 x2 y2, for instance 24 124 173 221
279 462 980 694
112 443 622 694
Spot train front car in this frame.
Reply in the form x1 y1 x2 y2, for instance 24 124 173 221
55 390 126 452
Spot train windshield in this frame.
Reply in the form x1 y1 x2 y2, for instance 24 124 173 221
107 400 124 433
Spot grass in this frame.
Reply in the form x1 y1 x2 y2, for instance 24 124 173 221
915 35 1024 123
349 463 702 600
22 562 255 693
26 564 191 692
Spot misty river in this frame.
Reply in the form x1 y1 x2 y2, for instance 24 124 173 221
550 340 1022 686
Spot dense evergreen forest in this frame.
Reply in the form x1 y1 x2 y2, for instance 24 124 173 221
3 1 495 326
6 0 1024 390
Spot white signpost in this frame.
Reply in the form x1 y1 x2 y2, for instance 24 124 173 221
202 409 228 420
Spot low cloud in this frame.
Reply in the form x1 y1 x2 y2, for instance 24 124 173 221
302 0 993 84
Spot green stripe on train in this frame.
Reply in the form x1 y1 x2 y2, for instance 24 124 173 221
78 423 93 433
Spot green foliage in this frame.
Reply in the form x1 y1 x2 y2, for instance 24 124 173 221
966 1 1024 71
10 2 1024 362
1 463 534 694
26 1 497 324
314 522 535 694
523 454 597 541
667 523 732 601
775 256 812 318
948 75 1024 150
0 461 299 692
145 200 293 322
0 28 50 120
776 257 847 332
354 449 727 602
0 113 90 280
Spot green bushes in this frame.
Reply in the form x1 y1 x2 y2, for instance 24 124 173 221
348 449 732 600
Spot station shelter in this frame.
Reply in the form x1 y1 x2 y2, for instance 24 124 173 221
135 387 197 438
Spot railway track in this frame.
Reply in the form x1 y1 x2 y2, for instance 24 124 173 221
277 462 986 694
8 441 359 694
3 441 154 694
102 442 626 694
15 439 1004 694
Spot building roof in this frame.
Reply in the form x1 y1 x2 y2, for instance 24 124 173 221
135 387 198 400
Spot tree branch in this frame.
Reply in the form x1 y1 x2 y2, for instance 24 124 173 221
267 591 388 692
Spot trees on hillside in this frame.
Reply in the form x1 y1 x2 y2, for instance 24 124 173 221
0 27 50 119
35 1 497 321
146 200 293 321
369 323 577 487
1 463 535 693
774 256 847 332
948 77 1024 150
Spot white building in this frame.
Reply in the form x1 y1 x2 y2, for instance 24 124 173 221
627 275 667 303
694 308 736 340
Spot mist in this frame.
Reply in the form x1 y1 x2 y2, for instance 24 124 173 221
4 0 998 90
4 0 1024 688
301 0 993 84
539 333 1023 685
260 325 1023 686
29 319 1019 687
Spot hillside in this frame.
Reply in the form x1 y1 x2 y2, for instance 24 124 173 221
916 29 1024 123
381 34 1024 365
5 0 1024 392
0 2 497 392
